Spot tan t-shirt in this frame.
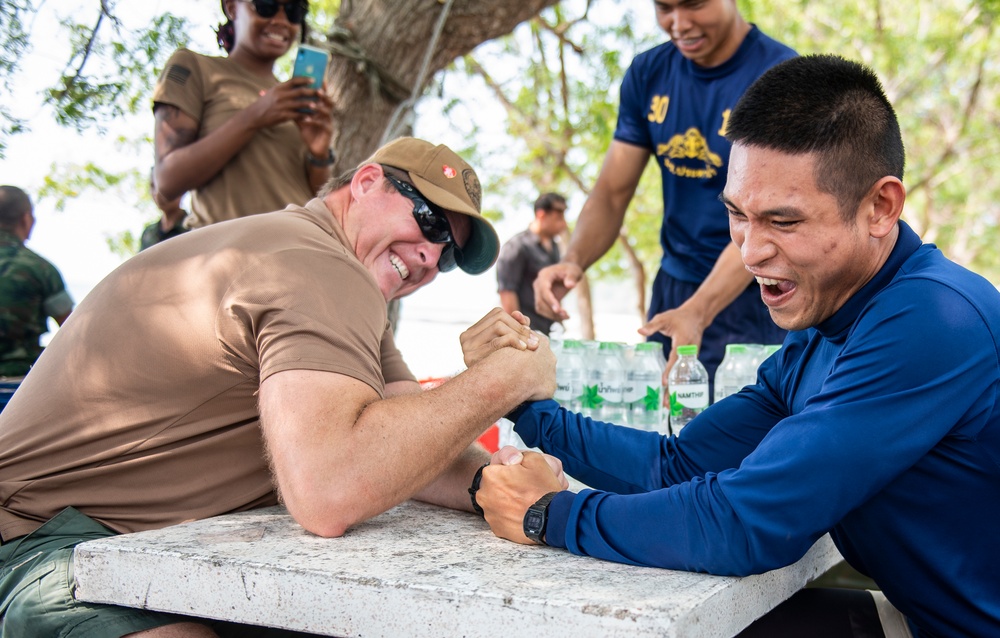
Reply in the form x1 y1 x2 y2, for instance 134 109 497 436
152 48 315 228
0 199 413 540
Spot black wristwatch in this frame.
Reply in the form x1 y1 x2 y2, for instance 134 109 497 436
468 463 489 517
307 149 336 167
523 492 557 545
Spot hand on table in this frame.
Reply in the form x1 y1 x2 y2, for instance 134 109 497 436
477 448 567 545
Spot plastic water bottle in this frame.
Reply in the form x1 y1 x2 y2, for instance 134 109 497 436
714 343 750 403
625 342 665 431
668 345 709 434
584 342 625 424
578 340 600 419
554 339 584 413
745 343 765 373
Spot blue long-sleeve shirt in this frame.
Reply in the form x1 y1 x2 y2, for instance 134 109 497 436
512 222 1000 638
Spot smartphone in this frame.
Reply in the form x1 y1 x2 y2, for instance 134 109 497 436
292 44 330 90
292 44 329 114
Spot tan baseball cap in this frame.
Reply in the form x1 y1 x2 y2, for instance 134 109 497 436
367 137 500 275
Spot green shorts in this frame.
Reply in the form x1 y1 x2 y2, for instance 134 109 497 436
0 507 320 637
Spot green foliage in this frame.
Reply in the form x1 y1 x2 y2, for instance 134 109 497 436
739 0 1000 283
457 0 665 285
462 0 1000 289
0 0 31 156
44 10 191 133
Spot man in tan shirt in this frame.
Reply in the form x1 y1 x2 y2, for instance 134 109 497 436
0 138 558 637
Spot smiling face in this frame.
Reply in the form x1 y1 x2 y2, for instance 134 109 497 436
654 0 747 68
347 166 471 301
226 0 301 61
723 144 899 331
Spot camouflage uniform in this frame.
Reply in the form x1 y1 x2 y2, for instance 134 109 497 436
0 229 74 377
139 217 188 251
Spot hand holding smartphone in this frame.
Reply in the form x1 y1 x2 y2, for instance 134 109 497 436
292 44 330 112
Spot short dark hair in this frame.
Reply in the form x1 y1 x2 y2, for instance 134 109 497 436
534 192 567 213
317 164 407 198
726 55 905 220
0 185 32 229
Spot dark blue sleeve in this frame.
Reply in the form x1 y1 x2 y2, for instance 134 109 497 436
613 52 653 149
529 280 997 576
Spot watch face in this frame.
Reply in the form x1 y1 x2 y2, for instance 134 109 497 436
525 509 544 533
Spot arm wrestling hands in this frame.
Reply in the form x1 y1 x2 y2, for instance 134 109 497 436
258 310 557 538
460 308 572 545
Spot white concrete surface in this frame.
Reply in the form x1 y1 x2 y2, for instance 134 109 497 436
74 501 841 637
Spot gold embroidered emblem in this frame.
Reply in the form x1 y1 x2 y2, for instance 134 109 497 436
656 128 723 179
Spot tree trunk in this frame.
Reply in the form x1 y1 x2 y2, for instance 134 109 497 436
322 0 560 169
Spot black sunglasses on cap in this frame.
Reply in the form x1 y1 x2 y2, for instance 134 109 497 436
384 174 461 273
240 0 308 24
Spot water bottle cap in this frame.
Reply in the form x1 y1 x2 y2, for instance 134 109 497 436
598 341 623 351
726 343 747 354
563 339 582 349
635 342 663 353
676 344 698 356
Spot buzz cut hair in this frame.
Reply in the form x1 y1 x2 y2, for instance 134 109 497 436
725 54 905 221
534 192 567 213
0 185 32 229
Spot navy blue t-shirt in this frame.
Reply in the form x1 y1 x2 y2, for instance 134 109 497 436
615 27 796 283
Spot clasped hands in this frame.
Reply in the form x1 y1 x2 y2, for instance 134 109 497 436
460 308 569 544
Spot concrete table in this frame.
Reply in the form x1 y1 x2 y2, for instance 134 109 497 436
74 501 841 637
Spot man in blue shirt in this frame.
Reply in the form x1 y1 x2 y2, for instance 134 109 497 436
532 0 795 391
472 55 1000 637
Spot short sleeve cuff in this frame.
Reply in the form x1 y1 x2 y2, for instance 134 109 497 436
42 290 74 319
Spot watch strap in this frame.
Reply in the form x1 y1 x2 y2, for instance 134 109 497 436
468 463 489 518
523 491 557 544
307 149 336 167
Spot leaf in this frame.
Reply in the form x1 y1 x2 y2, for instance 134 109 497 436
643 386 660 412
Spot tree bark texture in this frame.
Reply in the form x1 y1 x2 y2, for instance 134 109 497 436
321 0 560 170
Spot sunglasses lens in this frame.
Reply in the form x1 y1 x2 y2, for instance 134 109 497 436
438 244 459 273
252 0 306 22
412 205 453 244
285 2 307 23
385 174 459 271
252 0 279 18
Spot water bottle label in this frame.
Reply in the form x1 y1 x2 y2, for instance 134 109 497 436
554 381 572 402
621 380 639 402
597 381 623 404
637 385 661 412
581 384 602 409
670 383 708 414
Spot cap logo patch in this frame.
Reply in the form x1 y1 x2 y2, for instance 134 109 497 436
462 168 482 211
442 165 457 179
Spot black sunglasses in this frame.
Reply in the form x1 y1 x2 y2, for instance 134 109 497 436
241 0 308 24
384 174 460 273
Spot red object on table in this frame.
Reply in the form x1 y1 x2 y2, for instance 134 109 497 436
419 377 499 453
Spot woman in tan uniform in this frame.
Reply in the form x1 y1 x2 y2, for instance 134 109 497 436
152 0 335 228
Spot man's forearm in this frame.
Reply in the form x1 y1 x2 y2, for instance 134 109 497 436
413 443 491 512
264 347 552 537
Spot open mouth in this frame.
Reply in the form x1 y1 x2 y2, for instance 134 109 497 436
755 276 795 304
263 31 289 44
390 254 409 281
